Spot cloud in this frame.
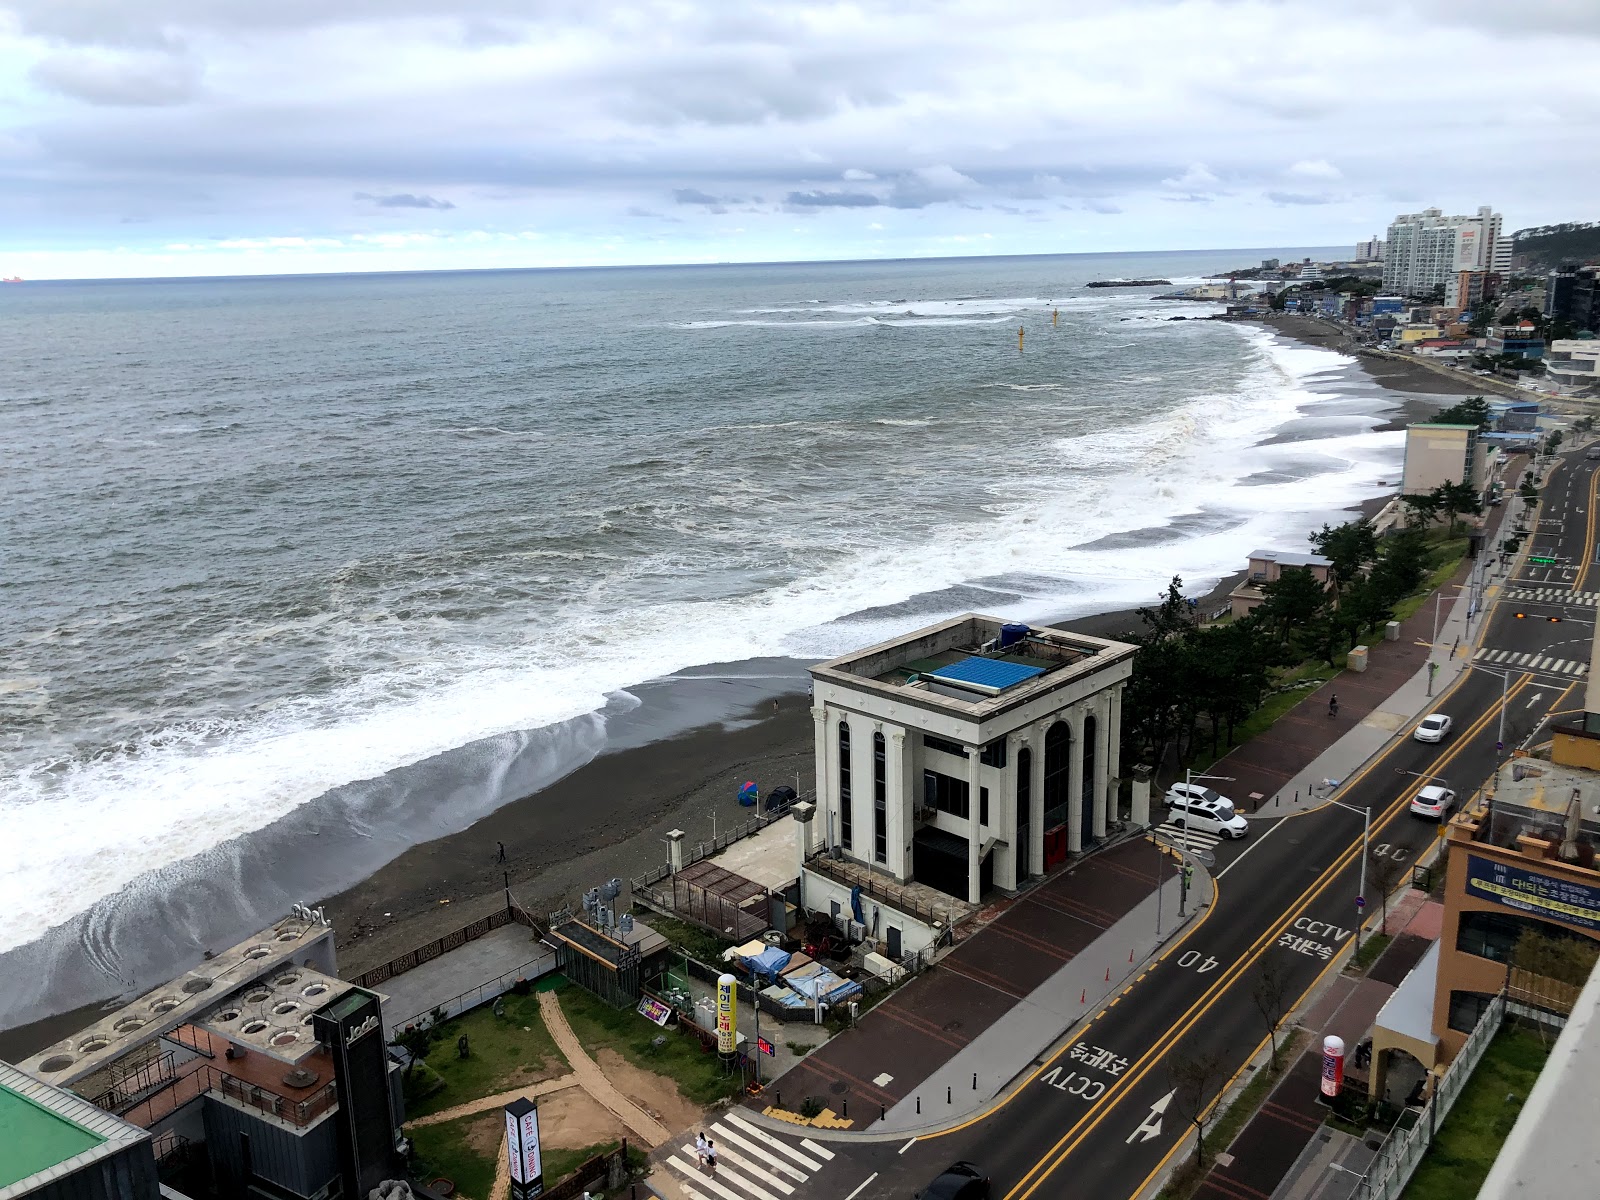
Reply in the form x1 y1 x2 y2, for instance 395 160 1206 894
785 189 880 208
355 192 456 209
672 188 727 206
1287 158 1342 179
1266 190 1334 206
841 168 876 181
1161 163 1219 190
887 164 979 209
29 49 200 106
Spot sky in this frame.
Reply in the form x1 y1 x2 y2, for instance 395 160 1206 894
2 0 1598 279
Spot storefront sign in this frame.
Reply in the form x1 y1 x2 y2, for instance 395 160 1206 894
637 995 672 1026
504 1098 543 1197
1321 1035 1345 1098
1465 854 1600 931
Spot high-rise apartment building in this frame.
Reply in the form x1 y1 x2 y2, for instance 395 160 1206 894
1383 207 1506 298
1355 236 1385 262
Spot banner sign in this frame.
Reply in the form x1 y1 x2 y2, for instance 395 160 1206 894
716 973 737 1056
1465 854 1600 931
638 995 672 1026
1320 1035 1345 1099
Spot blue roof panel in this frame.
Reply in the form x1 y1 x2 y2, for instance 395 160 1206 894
926 656 1045 692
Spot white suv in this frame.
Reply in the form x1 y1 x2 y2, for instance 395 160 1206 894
1164 783 1250 839
1409 784 1458 820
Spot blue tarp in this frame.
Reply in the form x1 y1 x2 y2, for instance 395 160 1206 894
927 655 1045 692
740 946 792 980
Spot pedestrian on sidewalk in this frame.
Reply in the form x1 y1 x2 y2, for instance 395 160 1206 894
1328 693 1339 718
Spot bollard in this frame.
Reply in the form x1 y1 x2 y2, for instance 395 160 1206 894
881 1103 886 1120
1080 988 1086 1003
842 1100 848 1118
947 1085 952 1104
972 1072 977 1090
1104 966 1111 982
1294 788 1299 805
916 1095 921 1114
1129 947 1135 962
1275 792 1280 808
776 1090 781 1109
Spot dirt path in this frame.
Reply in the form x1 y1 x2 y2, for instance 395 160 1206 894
406 1072 579 1127
536 990 672 1147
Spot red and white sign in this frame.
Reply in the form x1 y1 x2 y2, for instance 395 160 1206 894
1321 1035 1345 1098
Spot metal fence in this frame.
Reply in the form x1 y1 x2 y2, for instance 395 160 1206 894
388 952 559 1033
804 852 958 927
1362 988 1566 1200
350 906 521 990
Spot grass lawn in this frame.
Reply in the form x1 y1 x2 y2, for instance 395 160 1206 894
556 980 744 1107
408 1110 500 1200
1351 933 1392 974
1188 661 1338 775
1399 1023 1551 1200
404 989 566 1120
1391 537 1469 624
641 913 736 964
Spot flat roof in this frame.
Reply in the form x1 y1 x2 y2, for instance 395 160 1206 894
0 1087 104 1189
1247 548 1331 568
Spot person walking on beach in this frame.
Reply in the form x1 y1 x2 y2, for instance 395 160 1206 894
496 840 506 863
1328 693 1339 718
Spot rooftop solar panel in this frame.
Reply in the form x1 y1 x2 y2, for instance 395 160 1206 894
926 655 1045 692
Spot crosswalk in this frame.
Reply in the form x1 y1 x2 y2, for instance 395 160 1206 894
1474 647 1590 677
1506 587 1600 606
1152 821 1224 852
665 1110 836 1200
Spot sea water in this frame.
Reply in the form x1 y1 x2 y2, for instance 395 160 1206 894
0 250 1404 1026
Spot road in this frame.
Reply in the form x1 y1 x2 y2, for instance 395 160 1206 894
804 449 1599 1200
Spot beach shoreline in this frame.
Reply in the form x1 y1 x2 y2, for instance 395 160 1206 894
0 315 1453 1062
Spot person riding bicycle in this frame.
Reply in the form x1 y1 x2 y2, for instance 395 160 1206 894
1328 693 1339 718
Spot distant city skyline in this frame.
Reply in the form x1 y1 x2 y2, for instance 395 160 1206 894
2 0 1598 279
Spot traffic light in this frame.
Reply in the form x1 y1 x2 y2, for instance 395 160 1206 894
1529 556 1557 565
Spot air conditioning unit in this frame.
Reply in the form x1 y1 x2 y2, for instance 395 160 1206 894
225 1044 246 1061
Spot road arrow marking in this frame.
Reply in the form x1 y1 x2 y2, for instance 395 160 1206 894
1127 1090 1173 1144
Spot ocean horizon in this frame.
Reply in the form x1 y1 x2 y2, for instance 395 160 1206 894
1 247 1402 1031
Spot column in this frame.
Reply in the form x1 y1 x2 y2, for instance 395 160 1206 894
1107 684 1124 823
1092 693 1111 840
889 729 910 882
1031 722 1047 876
1130 764 1152 829
791 803 815 894
1066 706 1086 855
965 743 983 903
811 706 830 848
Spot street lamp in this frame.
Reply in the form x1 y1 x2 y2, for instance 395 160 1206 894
1322 794 1372 955
1179 770 1233 917
1326 1160 1369 1199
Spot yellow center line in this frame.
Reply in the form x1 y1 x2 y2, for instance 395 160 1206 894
1007 672 1533 1200
1575 461 1599 593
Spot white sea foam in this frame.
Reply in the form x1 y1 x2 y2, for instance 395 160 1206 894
0 307 1394 956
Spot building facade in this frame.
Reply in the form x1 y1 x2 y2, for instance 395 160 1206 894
1383 207 1505 298
1227 549 1333 619
808 615 1135 905
1445 269 1502 310
1400 423 1488 496
1486 325 1546 361
1544 263 1600 336
1546 340 1600 395
1355 236 1386 263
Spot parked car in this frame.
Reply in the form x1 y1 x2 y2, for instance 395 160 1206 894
916 1161 991 1199
1165 784 1250 839
1413 713 1453 743
1409 784 1458 820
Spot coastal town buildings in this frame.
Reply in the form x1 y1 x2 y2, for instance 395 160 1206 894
8 913 403 1200
1383 207 1506 298
1445 268 1502 309
1226 548 1334 619
806 615 1136 908
0 1059 161 1199
1486 323 1546 361
1546 340 1600 395
1355 236 1386 263
1545 263 1600 335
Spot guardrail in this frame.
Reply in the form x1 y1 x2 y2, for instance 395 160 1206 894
350 901 545 991
388 952 560 1034
630 801 809 892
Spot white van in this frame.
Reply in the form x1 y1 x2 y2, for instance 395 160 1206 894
1165 783 1250 839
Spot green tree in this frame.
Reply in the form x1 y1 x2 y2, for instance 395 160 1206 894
1255 567 1328 644
1341 574 1396 637
1429 395 1491 430
1545 430 1565 455
1270 287 1289 312
1433 480 1482 537
1309 519 1378 597
1399 491 1441 529
1371 529 1430 605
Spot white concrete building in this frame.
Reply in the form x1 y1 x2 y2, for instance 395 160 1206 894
807 615 1137 907
1355 236 1386 262
1383 206 1506 298
1547 339 1600 395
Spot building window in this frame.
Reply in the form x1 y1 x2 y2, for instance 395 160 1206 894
838 721 853 851
923 734 968 759
1457 908 1589 964
1447 990 1495 1034
979 786 989 827
923 770 970 820
979 739 1007 768
873 732 887 864
1043 722 1070 828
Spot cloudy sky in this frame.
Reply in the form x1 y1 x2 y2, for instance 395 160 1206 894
2 0 1597 278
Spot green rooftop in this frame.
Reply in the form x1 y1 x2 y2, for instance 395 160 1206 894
0 1084 106 1188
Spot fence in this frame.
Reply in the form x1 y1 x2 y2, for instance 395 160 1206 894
1361 988 1566 1200
539 1143 630 1200
630 803 803 892
805 851 958 927
118 1063 338 1131
349 901 544 991
388 952 559 1033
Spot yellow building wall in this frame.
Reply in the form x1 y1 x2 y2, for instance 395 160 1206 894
1402 426 1472 494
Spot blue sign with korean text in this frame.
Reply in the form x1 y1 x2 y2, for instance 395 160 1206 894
1465 855 1600 932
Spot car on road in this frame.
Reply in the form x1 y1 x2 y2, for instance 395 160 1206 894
1165 784 1250 839
915 1161 991 1199
1587 448 1600 461
1413 713 1452 743
1409 784 1458 820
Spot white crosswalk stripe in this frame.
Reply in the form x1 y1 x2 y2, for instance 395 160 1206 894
1152 821 1222 851
666 1114 835 1200
1507 588 1600 606
1473 648 1589 677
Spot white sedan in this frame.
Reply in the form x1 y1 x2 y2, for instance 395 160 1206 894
1413 713 1452 743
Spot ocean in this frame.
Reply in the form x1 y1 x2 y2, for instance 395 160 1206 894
0 249 1405 1029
